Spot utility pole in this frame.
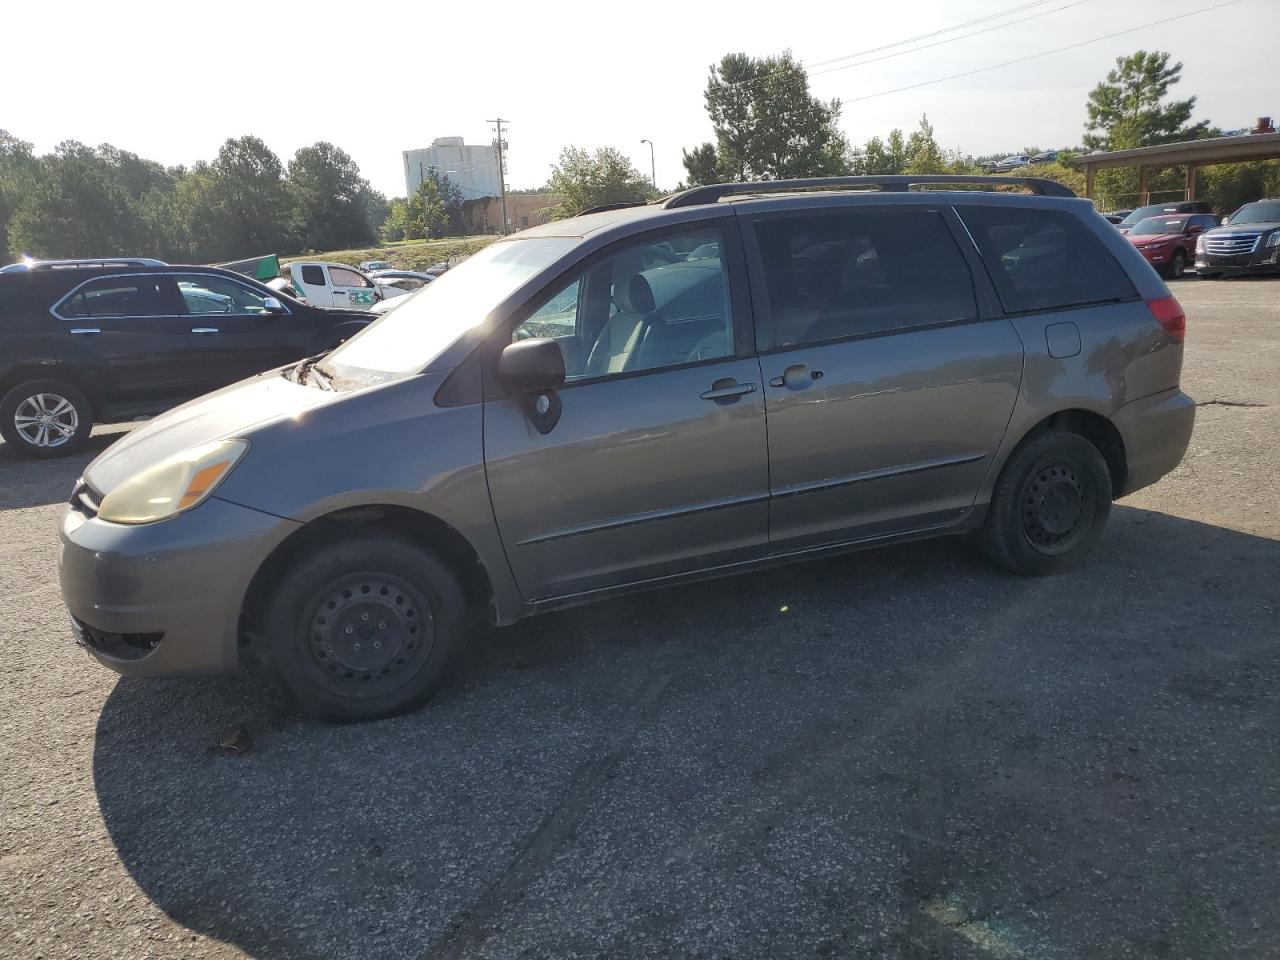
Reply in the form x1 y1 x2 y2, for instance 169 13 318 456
640 138 656 188
488 117 509 235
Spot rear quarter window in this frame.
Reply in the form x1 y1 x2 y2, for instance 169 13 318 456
958 206 1137 314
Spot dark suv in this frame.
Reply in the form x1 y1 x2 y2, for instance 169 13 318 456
59 176 1195 720
0 259 370 457
1195 198 1280 277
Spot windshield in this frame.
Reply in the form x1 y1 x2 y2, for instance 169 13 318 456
1228 200 1280 224
1130 217 1187 236
319 237 576 382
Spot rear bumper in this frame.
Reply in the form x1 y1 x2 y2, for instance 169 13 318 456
1112 388 1196 497
58 496 300 678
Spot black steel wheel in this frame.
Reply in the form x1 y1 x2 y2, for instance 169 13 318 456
264 536 465 720
978 429 1113 576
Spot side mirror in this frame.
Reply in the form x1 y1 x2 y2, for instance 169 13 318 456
262 296 285 314
498 337 565 393
1187 225 1204 235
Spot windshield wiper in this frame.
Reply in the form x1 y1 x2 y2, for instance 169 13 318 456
287 352 333 390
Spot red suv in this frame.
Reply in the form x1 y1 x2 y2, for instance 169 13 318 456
1124 213 1219 279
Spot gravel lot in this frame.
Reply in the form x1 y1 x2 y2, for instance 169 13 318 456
2 277 1278 960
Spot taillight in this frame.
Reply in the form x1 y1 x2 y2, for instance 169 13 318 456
1147 296 1185 343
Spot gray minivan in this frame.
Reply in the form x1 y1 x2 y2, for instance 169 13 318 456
59 176 1195 720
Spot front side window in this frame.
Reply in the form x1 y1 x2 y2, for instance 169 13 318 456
751 208 977 348
329 266 372 288
173 274 274 315
58 276 170 318
958 205 1137 314
511 227 734 381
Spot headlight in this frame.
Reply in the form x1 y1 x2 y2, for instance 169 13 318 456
1266 232 1280 248
1196 235 1207 251
98 439 248 525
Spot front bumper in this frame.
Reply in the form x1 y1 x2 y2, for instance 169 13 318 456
1196 248 1280 276
59 496 300 678
1112 388 1196 497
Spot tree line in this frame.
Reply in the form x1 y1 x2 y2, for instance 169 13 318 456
0 133 389 264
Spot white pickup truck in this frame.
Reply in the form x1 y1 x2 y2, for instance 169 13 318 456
282 261 410 310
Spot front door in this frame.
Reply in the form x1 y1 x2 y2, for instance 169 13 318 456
484 222 770 601
172 272 313 390
292 264 335 307
744 202 1023 550
326 265 379 310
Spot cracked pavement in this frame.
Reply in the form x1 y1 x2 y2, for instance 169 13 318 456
2 277 1278 959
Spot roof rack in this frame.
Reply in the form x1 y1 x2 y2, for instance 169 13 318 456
0 257 169 273
576 201 651 216
663 175 1075 209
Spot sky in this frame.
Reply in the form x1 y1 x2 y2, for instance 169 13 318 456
1 0 1273 198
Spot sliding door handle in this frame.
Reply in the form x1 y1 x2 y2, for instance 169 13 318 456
68 328 101 335
190 327 220 334
700 379 757 402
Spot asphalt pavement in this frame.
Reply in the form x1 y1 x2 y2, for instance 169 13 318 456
1 277 1278 959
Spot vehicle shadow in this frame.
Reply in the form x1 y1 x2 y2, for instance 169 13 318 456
0 425 132 509
92 506 1280 959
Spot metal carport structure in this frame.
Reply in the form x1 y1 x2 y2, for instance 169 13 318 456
1076 131 1280 206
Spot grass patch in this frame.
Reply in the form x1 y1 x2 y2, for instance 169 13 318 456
283 236 499 272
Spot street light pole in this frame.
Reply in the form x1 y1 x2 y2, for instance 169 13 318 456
640 139 656 188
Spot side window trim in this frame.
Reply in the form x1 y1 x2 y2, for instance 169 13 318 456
49 271 178 322
493 216 755 392
741 204 988 353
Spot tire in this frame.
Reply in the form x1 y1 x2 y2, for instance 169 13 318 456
1165 250 1186 280
977 429 1113 576
0 379 94 459
262 536 466 721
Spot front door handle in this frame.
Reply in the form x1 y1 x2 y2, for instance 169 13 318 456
700 379 757 402
68 328 101 335
769 364 823 389
190 327 219 334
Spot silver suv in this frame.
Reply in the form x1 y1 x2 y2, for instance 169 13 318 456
59 176 1195 720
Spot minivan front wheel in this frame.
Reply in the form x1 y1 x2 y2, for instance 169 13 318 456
0 380 94 458
263 537 465 721
978 430 1112 576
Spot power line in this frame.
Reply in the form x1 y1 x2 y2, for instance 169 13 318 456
808 0 1061 69
837 0 1251 103
809 0 1097 78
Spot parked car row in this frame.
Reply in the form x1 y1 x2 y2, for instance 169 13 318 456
980 152 1058 173
55 174 1194 720
1110 198 1280 279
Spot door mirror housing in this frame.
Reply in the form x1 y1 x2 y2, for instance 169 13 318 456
498 337 565 393
1187 224 1204 235
262 296 286 314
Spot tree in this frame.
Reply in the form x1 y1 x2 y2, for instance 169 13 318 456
421 168 464 235
1084 50 1211 150
7 141 149 258
0 131 37 260
682 50 851 184
547 146 653 218
176 136 294 260
287 141 377 251
904 115 946 174
410 177 449 238
680 143 721 187
851 129 908 175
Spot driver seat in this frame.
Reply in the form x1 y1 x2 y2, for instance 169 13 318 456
585 268 658 377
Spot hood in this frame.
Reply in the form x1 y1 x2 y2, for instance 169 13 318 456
1209 221 1280 235
84 370 340 494
1128 233 1181 246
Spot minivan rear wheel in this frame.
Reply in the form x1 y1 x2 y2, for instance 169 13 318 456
978 430 1112 576
0 379 94 458
262 537 465 721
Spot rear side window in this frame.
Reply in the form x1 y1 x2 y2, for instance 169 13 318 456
959 206 1137 314
751 208 977 348
299 265 325 286
57 276 171 318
